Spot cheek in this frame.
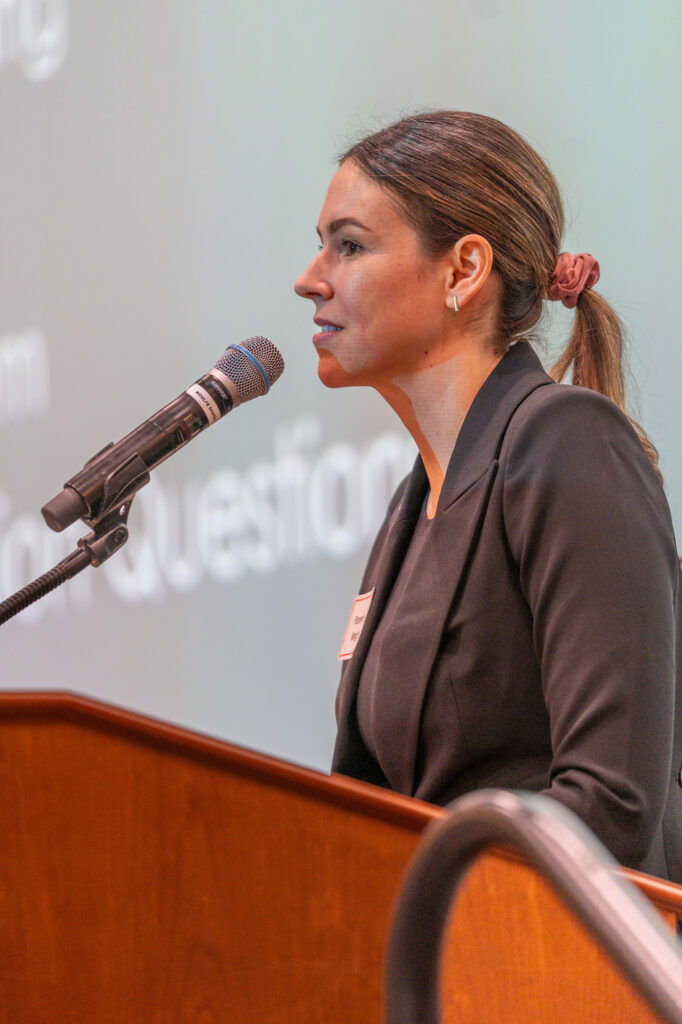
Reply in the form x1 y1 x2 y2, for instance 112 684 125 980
324 259 434 380
342 271 374 322
343 273 406 348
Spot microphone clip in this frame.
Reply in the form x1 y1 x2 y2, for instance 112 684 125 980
77 498 133 567
85 451 150 526
0 498 134 627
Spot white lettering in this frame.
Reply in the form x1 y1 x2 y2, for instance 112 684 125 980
0 418 416 621
0 0 68 80
0 497 91 624
0 329 50 428
102 494 165 604
197 469 246 584
152 479 203 592
309 444 362 559
242 461 279 574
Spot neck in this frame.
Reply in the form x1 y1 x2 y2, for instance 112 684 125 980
376 344 503 517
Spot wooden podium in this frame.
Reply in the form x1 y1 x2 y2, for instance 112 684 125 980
0 692 680 1023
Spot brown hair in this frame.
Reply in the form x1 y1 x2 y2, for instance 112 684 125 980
341 111 660 478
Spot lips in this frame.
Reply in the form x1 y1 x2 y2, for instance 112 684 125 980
313 317 343 345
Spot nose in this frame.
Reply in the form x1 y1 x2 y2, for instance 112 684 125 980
294 251 333 301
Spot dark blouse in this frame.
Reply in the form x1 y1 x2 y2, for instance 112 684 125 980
356 502 434 760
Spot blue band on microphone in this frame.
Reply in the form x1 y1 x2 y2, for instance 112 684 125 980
232 345 270 393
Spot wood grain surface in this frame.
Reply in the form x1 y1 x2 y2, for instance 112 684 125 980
0 692 679 1023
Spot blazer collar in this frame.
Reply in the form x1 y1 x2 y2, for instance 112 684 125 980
393 341 551 522
332 341 553 793
438 341 552 510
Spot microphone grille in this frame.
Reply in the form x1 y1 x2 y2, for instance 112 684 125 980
213 336 285 405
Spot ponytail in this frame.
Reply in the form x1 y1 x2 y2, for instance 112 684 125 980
549 289 662 481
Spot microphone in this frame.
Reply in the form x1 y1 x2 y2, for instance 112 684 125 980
41 336 284 532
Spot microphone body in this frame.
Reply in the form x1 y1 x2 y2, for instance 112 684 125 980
42 337 284 532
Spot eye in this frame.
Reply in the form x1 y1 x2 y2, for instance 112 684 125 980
340 237 363 256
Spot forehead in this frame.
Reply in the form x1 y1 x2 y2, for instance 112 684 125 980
318 160 408 234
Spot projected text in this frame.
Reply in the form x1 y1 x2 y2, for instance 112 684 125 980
0 328 50 428
0 416 416 621
0 0 68 80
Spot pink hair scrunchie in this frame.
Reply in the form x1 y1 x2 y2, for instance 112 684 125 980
547 252 600 309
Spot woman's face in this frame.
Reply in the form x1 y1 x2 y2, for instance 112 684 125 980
294 160 454 389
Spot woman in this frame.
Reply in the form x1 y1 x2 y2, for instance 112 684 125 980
294 111 681 880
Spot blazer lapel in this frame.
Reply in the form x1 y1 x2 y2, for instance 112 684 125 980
376 461 500 793
333 342 553 791
374 343 554 795
332 461 427 779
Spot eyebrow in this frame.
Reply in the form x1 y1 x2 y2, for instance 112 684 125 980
316 217 373 238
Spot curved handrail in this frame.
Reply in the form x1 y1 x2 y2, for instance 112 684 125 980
384 790 682 1024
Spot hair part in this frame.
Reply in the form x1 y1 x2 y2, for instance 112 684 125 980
341 111 661 480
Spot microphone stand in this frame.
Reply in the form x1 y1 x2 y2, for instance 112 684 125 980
1 446 152 627
0 499 133 627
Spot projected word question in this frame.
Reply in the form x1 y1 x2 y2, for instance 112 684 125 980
0 417 416 619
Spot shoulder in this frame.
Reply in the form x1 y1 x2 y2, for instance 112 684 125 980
498 382 677 567
501 382 657 483
507 381 637 441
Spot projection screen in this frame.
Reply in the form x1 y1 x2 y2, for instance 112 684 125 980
1 0 680 770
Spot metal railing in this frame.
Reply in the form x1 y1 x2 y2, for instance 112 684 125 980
384 789 682 1024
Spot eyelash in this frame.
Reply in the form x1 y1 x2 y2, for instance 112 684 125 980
340 237 362 255
317 237 364 256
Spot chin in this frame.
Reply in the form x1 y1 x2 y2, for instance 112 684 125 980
316 351 355 389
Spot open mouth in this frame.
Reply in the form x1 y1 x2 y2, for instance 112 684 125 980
313 321 343 345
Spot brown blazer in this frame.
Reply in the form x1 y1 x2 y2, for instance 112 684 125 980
332 342 682 881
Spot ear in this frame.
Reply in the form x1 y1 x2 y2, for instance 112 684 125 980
445 234 494 310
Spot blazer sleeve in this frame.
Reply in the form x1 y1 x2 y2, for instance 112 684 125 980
501 385 679 868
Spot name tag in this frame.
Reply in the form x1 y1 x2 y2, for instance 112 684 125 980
338 589 375 661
